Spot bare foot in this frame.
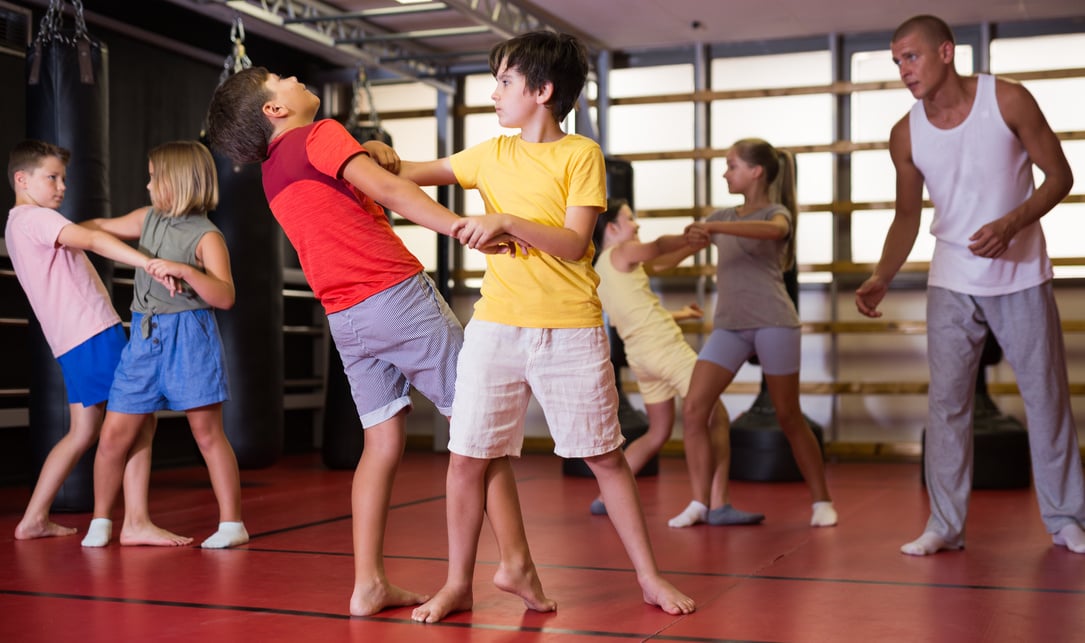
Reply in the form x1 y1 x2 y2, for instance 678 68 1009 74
14 518 77 540
410 584 473 623
350 580 428 617
119 523 193 547
640 575 695 615
494 562 556 613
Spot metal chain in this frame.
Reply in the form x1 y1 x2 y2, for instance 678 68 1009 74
220 17 252 83
36 0 90 46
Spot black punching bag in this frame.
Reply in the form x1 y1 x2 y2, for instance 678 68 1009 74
25 1 110 511
208 153 284 468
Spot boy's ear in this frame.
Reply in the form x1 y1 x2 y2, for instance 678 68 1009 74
262 100 288 120
535 81 554 105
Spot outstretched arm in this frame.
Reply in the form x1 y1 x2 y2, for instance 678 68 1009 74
341 154 462 236
967 79 1073 258
57 224 150 271
397 157 458 187
855 116 923 318
79 206 150 241
607 233 700 274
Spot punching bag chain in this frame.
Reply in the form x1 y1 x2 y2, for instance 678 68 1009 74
220 17 252 84
36 0 89 46
345 66 382 133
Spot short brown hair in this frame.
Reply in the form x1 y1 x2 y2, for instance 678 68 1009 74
206 66 274 164
892 15 955 48
7 139 70 190
147 141 219 217
489 31 588 122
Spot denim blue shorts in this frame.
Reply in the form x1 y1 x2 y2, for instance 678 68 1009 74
56 323 127 406
108 309 230 413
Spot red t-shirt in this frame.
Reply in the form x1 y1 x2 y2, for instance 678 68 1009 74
262 119 422 313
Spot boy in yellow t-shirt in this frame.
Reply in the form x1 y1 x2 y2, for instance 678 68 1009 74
398 30 695 623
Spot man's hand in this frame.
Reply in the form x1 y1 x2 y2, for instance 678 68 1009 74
968 216 1018 258
855 275 889 318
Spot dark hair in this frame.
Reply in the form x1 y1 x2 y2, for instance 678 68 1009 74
8 139 70 191
892 15 955 48
205 66 274 164
590 198 628 266
489 31 588 121
730 138 798 270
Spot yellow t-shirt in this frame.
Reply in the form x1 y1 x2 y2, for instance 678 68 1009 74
451 134 607 328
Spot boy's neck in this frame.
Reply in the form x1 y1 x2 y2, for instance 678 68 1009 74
270 114 316 143
518 113 566 144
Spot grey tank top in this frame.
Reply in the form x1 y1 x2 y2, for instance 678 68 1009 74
708 205 799 330
132 208 222 337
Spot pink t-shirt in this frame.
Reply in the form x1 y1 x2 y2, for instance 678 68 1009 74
262 119 423 314
5 205 120 357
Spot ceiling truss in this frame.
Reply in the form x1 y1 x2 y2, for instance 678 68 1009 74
164 0 591 92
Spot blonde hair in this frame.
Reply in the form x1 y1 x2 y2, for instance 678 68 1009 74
730 137 798 270
147 141 219 217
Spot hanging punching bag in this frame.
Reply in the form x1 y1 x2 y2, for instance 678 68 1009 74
207 19 283 468
24 0 109 512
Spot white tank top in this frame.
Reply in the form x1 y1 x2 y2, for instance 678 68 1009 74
910 73 1051 295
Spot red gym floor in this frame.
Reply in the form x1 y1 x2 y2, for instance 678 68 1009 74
3 451 1085 642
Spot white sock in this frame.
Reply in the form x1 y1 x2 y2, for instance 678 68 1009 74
668 500 708 528
1053 523 1085 554
810 501 838 527
900 531 962 556
81 518 113 548
200 521 249 549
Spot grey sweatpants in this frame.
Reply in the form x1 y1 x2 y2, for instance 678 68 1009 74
924 282 1085 542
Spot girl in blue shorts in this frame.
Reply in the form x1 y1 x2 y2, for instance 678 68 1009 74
683 138 837 528
81 141 248 549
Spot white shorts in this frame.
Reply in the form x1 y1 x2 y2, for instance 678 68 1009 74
449 320 624 459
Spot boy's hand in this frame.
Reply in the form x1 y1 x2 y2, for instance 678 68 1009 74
362 140 400 173
452 214 507 250
477 233 531 257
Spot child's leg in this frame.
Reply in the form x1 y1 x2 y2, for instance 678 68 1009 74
584 449 695 615
674 361 734 527
483 456 555 612
118 415 192 546
82 411 151 547
764 373 837 527
185 403 248 548
591 399 675 514
412 453 492 623
348 411 428 616
706 401 764 526
15 402 104 539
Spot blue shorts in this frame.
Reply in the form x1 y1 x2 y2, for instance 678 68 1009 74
699 326 801 376
327 272 463 428
56 323 127 406
108 309 230 413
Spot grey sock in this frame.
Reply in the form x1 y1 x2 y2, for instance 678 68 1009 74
589 498 607 516
707 504 765 525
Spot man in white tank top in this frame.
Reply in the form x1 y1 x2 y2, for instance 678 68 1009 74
855 15 1085 556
